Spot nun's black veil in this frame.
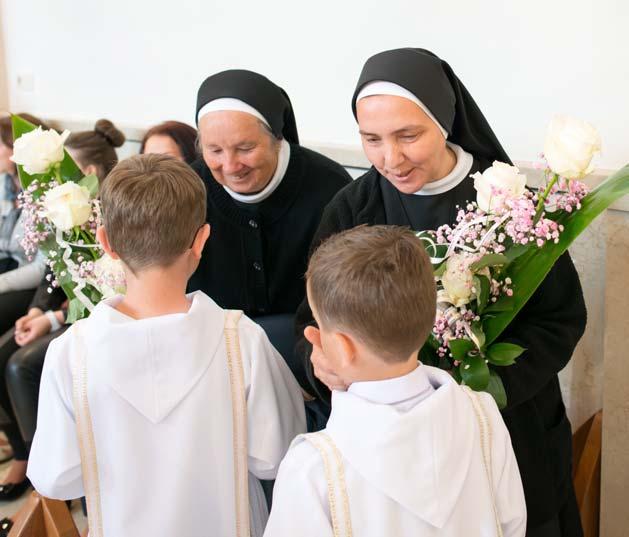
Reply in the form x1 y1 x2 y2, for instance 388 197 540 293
352 48 511 165
196 69 299 144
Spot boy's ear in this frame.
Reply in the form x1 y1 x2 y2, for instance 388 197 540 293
191 224 210 259
96 226 120 260
335 331 358 369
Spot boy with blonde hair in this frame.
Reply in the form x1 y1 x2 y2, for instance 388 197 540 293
265 225 525 537
28 154 305 537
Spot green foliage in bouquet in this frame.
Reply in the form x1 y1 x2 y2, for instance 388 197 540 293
12 115 106 323
422 164 629 408
12 115 83 188
484 164 629 344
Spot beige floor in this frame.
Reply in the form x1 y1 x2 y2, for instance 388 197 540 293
0 446 87 533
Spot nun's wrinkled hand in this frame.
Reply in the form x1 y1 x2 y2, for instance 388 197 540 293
304 326 349 392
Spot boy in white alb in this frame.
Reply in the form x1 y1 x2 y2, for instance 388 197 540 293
264 225 526 537
27 154 306 537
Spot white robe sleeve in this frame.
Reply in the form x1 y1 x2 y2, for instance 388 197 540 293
480 393 527 537
240 318 306 480
263 440 334 537
26 332 84 500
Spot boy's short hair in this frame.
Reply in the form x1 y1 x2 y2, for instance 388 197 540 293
306 225 436 363
100 154 206 272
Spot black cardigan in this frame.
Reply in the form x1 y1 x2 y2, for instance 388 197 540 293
295 166 587 530
188 144 351 317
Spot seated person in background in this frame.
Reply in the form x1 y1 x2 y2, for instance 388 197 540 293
28 154 306 537
265 226 526 537
140 120 198 165
0 119 124 501
0 113 50 334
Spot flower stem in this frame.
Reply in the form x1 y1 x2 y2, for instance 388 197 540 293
533 172 558 224
79 229 101 260
54 164 63 184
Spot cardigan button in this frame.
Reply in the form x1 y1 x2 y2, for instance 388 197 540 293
248 219 258 229
253 261 262 271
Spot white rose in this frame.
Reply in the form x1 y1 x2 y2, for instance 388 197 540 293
10 127 70 175
440 253 474 308
43 182 92 231
472 161 527 212
93 254 126 299
544 115 601 179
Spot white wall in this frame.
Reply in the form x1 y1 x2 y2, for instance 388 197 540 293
1 0 628 169
0 6 8 110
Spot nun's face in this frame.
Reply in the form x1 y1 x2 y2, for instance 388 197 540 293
357 95 454 194
199 111 279 194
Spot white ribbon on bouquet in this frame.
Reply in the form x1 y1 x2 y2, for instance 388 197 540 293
418 213 510 265
55 228 98 313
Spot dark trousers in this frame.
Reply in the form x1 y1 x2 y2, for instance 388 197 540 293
0 258 18 274
0 289 36 335
0 326 67 461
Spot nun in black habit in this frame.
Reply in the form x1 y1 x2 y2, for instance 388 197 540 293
295 49 586 537
188 70 351 382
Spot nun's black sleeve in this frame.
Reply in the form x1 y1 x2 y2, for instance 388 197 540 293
498 252 587 410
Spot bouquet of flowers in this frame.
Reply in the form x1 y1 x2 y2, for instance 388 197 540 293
419 115 629 407
11 115 125 323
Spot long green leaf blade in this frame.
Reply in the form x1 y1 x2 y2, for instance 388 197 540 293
484 165 629 344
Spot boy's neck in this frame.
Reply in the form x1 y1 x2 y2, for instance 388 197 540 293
352 352 419 383
116 266 192 320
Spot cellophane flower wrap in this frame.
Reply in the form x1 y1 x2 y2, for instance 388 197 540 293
418 115 629 407
11 115 126 323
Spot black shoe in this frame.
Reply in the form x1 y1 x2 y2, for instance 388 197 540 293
0 479 31 501
0 517 13 536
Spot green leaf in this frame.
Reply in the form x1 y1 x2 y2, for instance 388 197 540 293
425 333 440 350
11 114 39 189
35 233 57 256
58 152 83 183
460 355 490 391
484 164 629 345
474 275 490 313
470 253 509 271
485 370 507 409
451 367 463 384
11 114 83 189
486 342 526 366
417 231 448 264
56 266 74 287
449 338 474 361
66 298 86 324
504 244 529 263
11 114 35 139
434 261 447 278
59 282 76 301
471 321 486 349
89 286 102 304
78 174 99 197
419 342 439 367
483 295 515 314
